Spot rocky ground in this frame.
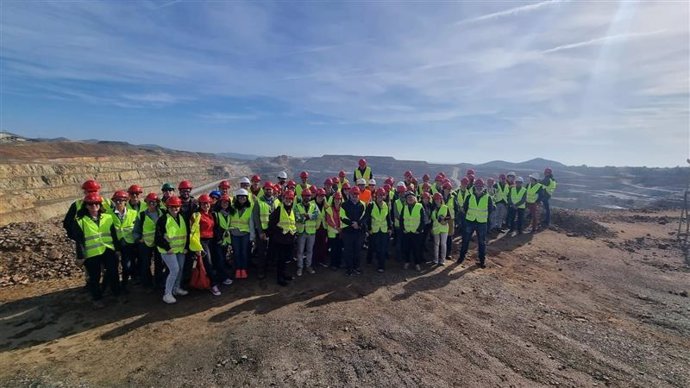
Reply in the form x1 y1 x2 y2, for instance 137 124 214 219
0 209 688 387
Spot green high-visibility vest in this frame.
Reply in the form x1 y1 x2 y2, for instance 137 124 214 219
295 184 311 201
494 183 509 203
126 201 144 213
112 208 137 244
276 205 296 234
510 186 527 209
370 201 389 233
295 201 318 234
402 203 423 233
230 205 252 233
432 204 449 235
393 199 404 228
354 166 372 181
325 206 342 238
466 193 489 223
215 211 231 245
544 178 557 196
258 197 280 230
526 183 542 204
78 214 115 259
157 215 187 254
141 209 163 247
444 193 456 220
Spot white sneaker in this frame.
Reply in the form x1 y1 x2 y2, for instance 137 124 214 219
296 268 303 277
163 294 177 304
306 267 315 274
211 285 221 296
173 288 189 296
222 279 234 286
438 261 445 266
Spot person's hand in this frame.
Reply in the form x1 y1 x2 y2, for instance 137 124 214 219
260 232 267 241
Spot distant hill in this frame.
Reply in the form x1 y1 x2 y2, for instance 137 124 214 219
216 152 262 161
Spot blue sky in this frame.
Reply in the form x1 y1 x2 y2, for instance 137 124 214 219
1 0 688 166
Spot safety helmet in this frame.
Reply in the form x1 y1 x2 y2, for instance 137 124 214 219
516 177 524 183
499 174 506 180
383 184 391 192
301 189 312 197
384 177 394 185
342 182 351 190
338 170 346 178
161 182 174 192
350 187 361 195
286 180 296 188
234 188 249 197
433 192 443 201
474 179 485 187
209 190 222 199
166 196 182 207
404 170 413 178
277 171 288 180
220 194 231 202
316 188 326 197
443 182 453 190
145 193 159 202
404 191 416 198
178 180 193 190
466 169 475 176
112 190 128 201
507 171 516 177
332 177 340 184
529 173 540 180
218 180 231 189
300 171 309 179
356 178 366 185
283 190 295 200
435 174 444 182
81 179 101 193
324 178 333 186
333 192 343 200
251 174 261 183
422 192 431 200
368 178 376 185
358 158 367 168
487 178 495 185
396 185 407 193
83 192 103 204
375 188 386 197
239 177 251 185
422 182 430 190
127 184 143 194
544 167 553 175
197 194 212 204
461 177 469 185
263 181 274 190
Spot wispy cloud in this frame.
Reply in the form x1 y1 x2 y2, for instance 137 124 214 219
198 112 259 122
542 30 667 54
455 0 566 26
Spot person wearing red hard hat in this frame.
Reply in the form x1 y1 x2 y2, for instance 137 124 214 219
354 158 373 189
366 187 392 273
155 195 190 304
190 194 225 296
75 192 121 308
133 192 165 290
268 190 297 286
391 182 408 262
325 191 344 269
249 175 263 198
63 179 106 279
126 184 145 213
431 191 450 266
340 184 368 276
110 190 139 294
312 188 329 268
252 181 281 280
420 191 433 260
212 193 233 285
540 168 557 228
294 189 320 277
295 171 311 202
218 180 231 196
493 174 511 233
400 190 426 272
458 178 494 269
228 188 252 282
507 176 527 235
177 180 198 219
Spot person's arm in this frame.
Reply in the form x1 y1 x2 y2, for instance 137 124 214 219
62 202 78 238
109 221 122 252
360 202 370 231
516 191 526 208
462 196 470 214
416 205 425 233
155 214 171 252
340 203 353 227
132 211 145 242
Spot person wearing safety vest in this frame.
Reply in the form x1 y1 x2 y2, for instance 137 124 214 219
337 170 349 192
268 190 297 286
458 179 494 268
399 191 426 271
391 183 407 263
249 175 263 199
295 171 312 201
159 182 175 211
325 191 344 270
212 193 233 285
276 171 288 191
125 184 145 213
441 181 456 261
356 178 372 204
541 168 557 228
133 192 164 290
294 190 320 276
526 174 544 233
312 188 329 268
252 181 280 280
366 188 392 273
420 192 433 259
63 179 102 287
340 186 368 276
492 174 511 232
193 194 226 296
229 189 254 281
507 177 527 235
354 158 373 187
455 177 471 235
155 196 190 304
75 192 121 308
218 180 231 197
431 192 451 266
110 190 139 294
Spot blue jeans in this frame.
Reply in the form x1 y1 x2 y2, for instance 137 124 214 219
232 234 250 270
459 221 487 264
542 197 551 226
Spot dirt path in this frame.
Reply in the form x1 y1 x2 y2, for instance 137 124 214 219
1 210 688 387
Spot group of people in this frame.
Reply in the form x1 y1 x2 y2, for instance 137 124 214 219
62 158 557 308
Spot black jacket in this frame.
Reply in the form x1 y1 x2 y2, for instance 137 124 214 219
341 199 368 234
154 213 190 252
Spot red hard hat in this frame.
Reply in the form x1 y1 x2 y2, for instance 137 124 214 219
263 181 274 190
112 190 128 201
127 184 143 194
145 192 159 202
466 169 475 176
251 174 261 183
300 171 309 179
332 177 340 184
220 194 231 202
396 185 406 193
435 174 444 182
499 174 506 180
383 184 391 192
283 190 295 200
286 180 296 188
338 170 346 178
274 183 282 192
333 192 343 200
433 192 443 201
83 192 103 204
422 192 431 200
422 174 430 182
544 167 552 175
461 177 469 185
316 188 326 197
404 170 413 178
443 182 453 190
375 188 386 197
218 180 230 189
309 185 317 194
384 177 394 185
350 187 361 195
438 172 446 178
301 189 311 197
474 178 485 187
178 180 193 190
442 178 451 185
81 179 101 193
342 182 351 190
324 178 333 186
487 178 495 185
467 173 475 179
358 158 367 167
166 196 182 207
198 194 212 204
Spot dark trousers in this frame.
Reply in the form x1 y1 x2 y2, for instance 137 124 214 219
273 242 292 283
542 197 551 226
460 221 488 264
182 251 195 288
84 250 119 300
313 228 329 265
507 207 525 233
138 243 164 288
328 236 343 268
254 237 270 277
231 234 250 270
422 223 432 253
527 203 539 231
201 239 222 287
393 228 403 262
119 243 137 288
402 232 422 264
371 232 389 270
212 242 232 281
342 232 363 271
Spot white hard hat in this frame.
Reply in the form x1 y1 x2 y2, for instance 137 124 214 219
516 177 524 183
529 173 540 180
368 179 376 185
234 188 249 196
356 178 366 185
277 171 288 179
507 171 516 177
396 181 406 187
239 177 250 184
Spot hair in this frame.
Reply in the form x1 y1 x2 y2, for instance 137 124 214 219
228 196 251 215
77 202 105 218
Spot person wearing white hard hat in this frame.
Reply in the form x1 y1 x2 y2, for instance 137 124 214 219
276 171 288 191
229 188 254 279
356 178 372 205
507 177 527 235
526 174 544 233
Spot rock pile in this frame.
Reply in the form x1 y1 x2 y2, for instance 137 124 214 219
550 209 616 239
0 217 78 287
